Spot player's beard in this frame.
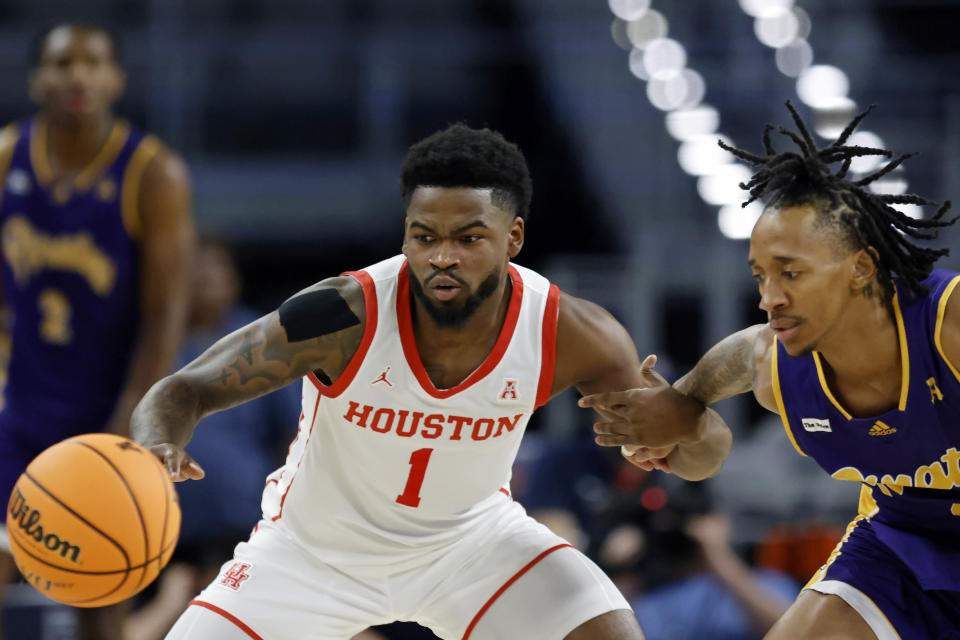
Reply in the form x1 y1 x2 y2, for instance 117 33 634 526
409 267 502 329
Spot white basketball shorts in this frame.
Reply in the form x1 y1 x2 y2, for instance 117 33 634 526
165 501 630 640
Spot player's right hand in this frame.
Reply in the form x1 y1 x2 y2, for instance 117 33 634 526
148 443 205 482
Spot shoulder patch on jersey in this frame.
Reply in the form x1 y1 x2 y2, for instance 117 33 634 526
498 378 519 401
217 561 253 591
801 417 831 433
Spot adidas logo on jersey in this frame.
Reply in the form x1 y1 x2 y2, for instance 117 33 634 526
868 421 897 437
801 417 831 433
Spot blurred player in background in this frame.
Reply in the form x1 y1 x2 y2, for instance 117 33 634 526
585 103 960 639
0 23 195 640
132 123 732 639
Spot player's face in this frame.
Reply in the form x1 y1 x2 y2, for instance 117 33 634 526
402 187 524 328
29 27 124 120
748 204 861 356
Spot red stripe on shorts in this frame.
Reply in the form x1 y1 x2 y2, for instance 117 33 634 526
461 543 573 640
189 600 264 640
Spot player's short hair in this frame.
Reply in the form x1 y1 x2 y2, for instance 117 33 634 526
400 123 533 221
29 23 123 69
724 101 955 301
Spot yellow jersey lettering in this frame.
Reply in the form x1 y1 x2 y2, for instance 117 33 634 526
941 448 960 487
914 461 951 489
926 377 944 403
878 473 913 496
2 216 116 296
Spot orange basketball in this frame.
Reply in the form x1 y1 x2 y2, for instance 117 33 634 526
5 433 180 607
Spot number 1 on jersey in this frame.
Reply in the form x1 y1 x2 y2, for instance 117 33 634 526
396 448 433 508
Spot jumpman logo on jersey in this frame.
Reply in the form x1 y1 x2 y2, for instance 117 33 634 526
927 377 944 404
219 562 252 591
371 366 393 387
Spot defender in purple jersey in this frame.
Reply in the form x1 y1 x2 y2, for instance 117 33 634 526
0 24 194 640
583 103 960 639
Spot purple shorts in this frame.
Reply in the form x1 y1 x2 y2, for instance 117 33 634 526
0 408 105 519
806 516 960 640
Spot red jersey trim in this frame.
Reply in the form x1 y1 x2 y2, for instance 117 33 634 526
397 262 524 399
271 391 323 521
189 600 264 640
535 284 560 409
307 269 378 397
461 543 573 640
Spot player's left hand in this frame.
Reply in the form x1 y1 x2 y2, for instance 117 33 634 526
580 354 707 449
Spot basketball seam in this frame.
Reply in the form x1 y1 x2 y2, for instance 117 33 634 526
62 537 179 606
73 441 151 590
7 519 131 606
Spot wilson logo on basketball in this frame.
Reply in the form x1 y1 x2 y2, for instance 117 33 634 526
8 488 81 564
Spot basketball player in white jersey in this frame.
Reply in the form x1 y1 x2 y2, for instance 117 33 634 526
131 124 732 640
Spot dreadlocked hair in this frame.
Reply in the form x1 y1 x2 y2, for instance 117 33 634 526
720 101 955 302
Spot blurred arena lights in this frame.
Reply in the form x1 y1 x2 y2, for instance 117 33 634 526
738 2 923 219
665 105 719 141
719 202 765 240
796 64 850 110
642 37 687 79
608 0 651 21
677 134 736 177
609 3 753 239
626 9 668 49
737 0 794 17
697 164 754 207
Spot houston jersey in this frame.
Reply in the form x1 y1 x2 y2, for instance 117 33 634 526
0 118 159 431
773 269 960 589
261 255 559 569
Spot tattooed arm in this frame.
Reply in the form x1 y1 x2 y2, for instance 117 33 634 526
130 276 365 480
674 324 777 412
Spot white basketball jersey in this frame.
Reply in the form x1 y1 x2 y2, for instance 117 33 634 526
260 255 559 569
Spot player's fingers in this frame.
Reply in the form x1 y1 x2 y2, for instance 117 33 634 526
594 434 631 447
639 354 658 371
185 458 205 480
168 457 183 481
149 444 181 480
622 452 655 471
650 458 672 473
578 390 634 410
592 421 627 435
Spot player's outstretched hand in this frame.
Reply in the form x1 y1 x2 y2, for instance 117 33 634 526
579 354 706 449
148 443 206 482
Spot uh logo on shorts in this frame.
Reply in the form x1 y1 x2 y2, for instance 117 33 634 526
218 561 253 591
